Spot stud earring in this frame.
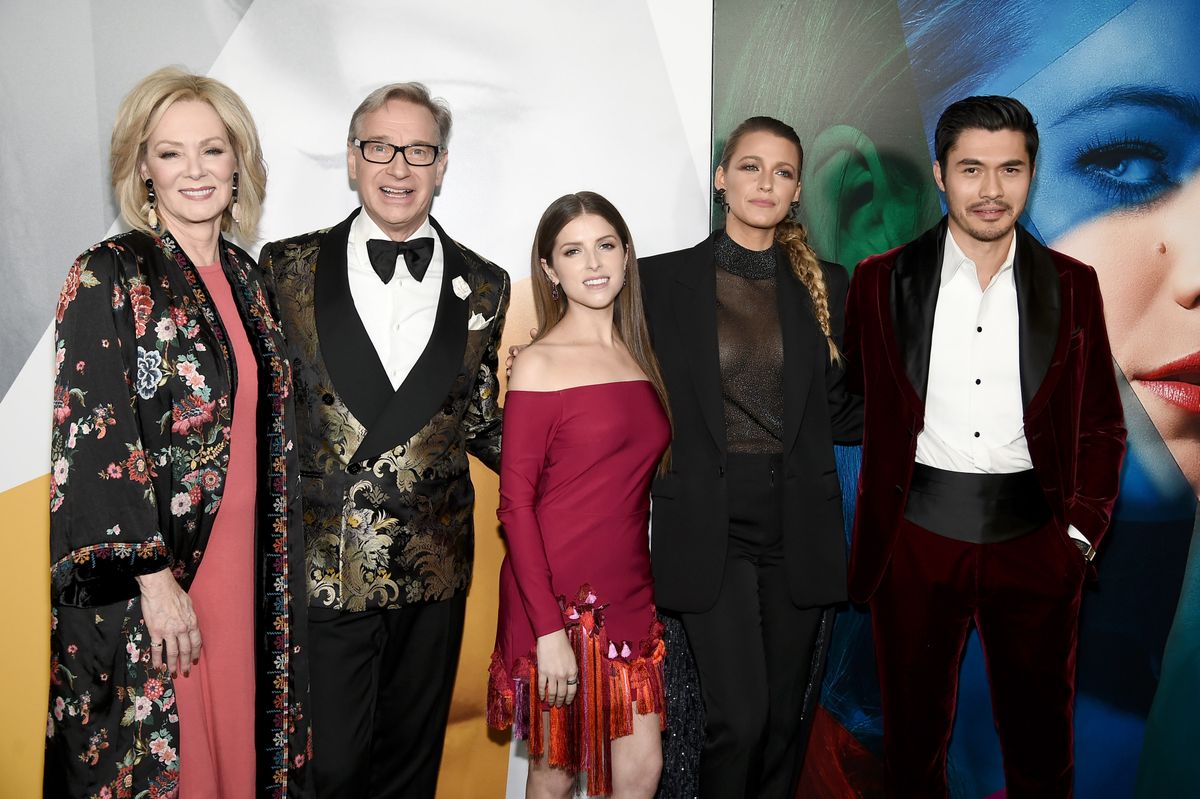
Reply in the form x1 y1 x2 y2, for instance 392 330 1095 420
145 178 159 230
230 171 242 224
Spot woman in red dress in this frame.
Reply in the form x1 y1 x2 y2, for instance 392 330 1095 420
488 192 671 797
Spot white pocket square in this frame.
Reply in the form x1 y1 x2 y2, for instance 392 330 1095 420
467 312 494 331
452 276 472 300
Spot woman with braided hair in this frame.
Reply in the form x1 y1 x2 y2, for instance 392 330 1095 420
639 115 861 797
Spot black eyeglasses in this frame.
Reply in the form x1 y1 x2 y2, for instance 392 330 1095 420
352 139 442 166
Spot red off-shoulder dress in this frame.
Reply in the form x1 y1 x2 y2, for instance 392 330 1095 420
488 381 670 795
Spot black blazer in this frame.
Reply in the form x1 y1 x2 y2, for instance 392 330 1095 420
641 232 861 613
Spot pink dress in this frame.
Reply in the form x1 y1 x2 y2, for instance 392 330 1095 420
175 263 257 798
487 381 670 796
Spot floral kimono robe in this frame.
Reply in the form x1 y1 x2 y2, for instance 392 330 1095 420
46 230 311 798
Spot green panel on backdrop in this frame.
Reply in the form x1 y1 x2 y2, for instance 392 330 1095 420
712 0 941 268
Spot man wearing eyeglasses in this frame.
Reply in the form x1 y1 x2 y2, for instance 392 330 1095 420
259 82 509 799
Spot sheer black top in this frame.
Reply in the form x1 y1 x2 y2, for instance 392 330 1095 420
714 232 785 454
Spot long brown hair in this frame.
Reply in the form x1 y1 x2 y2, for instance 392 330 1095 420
719 116 840 362
530 192 673 468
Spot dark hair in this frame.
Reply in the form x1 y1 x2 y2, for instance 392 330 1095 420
933 95 1038 165
531 192 673 468
718 116 840 361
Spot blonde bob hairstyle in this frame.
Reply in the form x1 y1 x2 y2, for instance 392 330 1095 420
111 67 267 242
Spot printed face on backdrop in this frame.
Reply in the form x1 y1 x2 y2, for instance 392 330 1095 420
347 99 448 242
138 100 237 240
540 213 627 313
229 0 705 276
714 130 802 243
966 0 1200 494
933 128 1033 249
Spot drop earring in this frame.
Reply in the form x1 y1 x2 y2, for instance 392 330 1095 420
145 178 159 230
230 171 242 224
551 282 560 301
788 199 800 221
713 187 728 210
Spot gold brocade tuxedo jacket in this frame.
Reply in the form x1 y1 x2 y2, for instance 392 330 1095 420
261 209 509 611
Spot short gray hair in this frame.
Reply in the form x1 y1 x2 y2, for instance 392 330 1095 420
347 82 452 145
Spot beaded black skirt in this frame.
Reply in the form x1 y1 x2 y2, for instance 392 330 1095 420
653 608 836 797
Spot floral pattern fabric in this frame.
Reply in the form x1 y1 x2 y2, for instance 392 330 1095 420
260 213 509 612
47 231 312 798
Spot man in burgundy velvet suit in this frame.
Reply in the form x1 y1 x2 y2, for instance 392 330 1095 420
843 96 1126 798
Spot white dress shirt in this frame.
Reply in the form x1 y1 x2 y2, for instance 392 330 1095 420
347 211 443 390
915 229 1086 543
916 230 1027 472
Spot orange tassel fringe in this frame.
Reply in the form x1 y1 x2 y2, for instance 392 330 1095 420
486 585 666 796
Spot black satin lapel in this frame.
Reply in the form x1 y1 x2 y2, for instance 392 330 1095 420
353 218 469 462
1014 226 1060 408
675 234 728 455
315 208 393 430
777 250 816 457
890 220 946 403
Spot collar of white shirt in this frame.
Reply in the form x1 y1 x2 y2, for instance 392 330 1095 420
348 210 435 280
941 227 1017 289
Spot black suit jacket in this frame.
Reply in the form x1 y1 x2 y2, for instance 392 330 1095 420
641 232 861 613
260 209 510 611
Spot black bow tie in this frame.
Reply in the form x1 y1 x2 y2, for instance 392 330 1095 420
366 237 434 283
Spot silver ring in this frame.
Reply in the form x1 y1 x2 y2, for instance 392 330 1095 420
565 677 578 685
151 642 163 648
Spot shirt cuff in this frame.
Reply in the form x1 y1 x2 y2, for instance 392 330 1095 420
1066 524 1089 545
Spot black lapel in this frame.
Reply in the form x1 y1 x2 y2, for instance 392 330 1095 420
890 219 947 403
1013 224 1061 408
777 250 816 457
673 233 728 455
352 216 469 462
314 208 394 431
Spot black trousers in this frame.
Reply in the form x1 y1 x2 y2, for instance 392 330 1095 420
680 453 823 799
307 592 467 799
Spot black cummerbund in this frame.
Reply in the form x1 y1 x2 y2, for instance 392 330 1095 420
903 463 1051 544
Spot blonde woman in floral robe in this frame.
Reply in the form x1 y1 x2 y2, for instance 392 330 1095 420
46 69 311 799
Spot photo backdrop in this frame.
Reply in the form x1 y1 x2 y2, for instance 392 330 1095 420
6 1 1197 796
713 1 1200 796
0 2 711 796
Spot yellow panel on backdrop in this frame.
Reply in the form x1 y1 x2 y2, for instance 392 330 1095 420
8 290 535 797
436 278 536 797
436 459 510 797
1 474 49 799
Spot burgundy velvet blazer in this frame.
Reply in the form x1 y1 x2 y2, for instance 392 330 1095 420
842 219 1126 603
